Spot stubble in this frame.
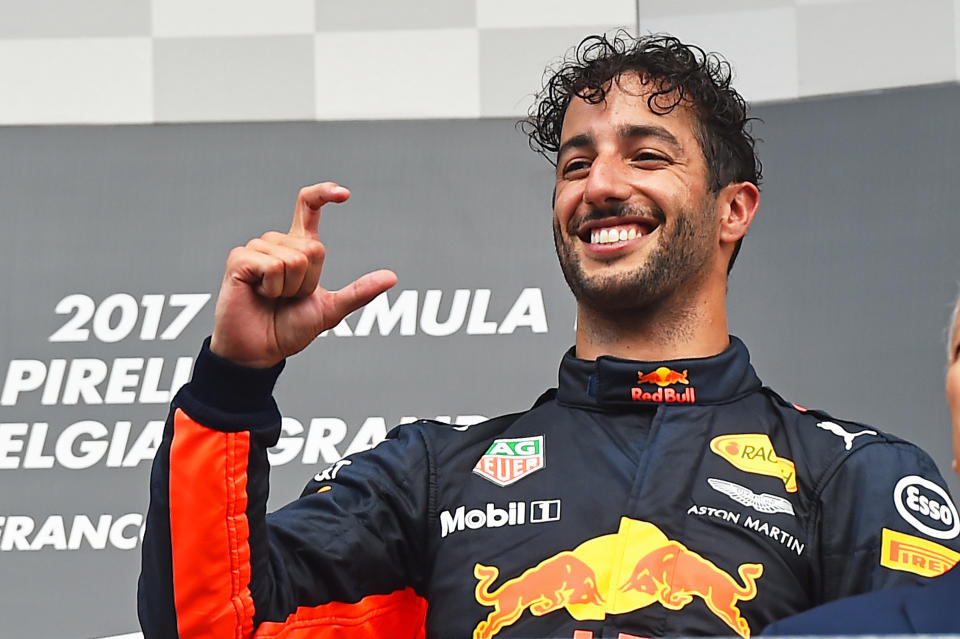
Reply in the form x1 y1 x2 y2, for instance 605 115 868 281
553 200 716 324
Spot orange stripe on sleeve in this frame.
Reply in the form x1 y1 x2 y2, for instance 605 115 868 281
170 408 255 639
254 587 427 639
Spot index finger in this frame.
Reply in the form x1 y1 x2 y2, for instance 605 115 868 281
289 182 351 239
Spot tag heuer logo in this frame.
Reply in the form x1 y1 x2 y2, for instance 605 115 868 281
473 436 544 487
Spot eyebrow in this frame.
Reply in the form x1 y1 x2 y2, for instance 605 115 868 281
557 124 683 159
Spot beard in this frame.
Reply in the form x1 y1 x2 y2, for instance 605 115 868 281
554 200 716 317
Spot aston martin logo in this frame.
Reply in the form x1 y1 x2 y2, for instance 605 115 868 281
707 478 795 516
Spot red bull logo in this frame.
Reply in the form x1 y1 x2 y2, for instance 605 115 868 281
474 553 603 639
472 518 763 639
618 541 762 638
631 368 695 403
636 367 689 387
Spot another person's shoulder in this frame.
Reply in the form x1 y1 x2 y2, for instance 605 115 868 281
763 582 916 635
763 565 960 635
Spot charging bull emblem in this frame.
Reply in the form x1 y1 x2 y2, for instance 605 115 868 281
619 541 762 638
472 518 763 639
473 553 603 639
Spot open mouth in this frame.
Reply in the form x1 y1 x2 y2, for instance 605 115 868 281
579 219 660 246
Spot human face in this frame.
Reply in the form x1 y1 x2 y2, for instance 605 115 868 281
553 74 719 314
946 304 960 477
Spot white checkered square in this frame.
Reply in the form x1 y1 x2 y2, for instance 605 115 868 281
797 0 955 95
0 37 151 124
314 29 480 119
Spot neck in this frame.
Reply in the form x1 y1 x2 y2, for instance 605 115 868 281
574 281 730 361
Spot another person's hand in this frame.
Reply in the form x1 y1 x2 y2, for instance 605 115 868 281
209 182 397 367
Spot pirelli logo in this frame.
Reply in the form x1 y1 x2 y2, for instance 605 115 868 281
880 527 960 578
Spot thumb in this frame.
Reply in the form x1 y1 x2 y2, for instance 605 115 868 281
324 269 398 324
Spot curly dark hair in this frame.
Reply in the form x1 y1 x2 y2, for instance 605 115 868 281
524 32 762 269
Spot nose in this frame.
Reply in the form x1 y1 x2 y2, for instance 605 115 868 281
583 155 631 208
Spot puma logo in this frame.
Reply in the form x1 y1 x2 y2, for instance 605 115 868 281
816 421 877 450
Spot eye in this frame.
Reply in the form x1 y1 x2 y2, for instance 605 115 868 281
632 151 670 167
560 158 592 178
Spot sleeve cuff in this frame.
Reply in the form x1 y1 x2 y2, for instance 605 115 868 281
185 336 286 415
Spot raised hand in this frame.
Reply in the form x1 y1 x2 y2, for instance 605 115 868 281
209 182 398 368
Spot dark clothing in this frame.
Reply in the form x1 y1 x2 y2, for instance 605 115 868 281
139 336 960 639
764 565 960 634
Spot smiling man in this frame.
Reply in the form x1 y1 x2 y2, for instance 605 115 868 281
139 34 960 639
547 68 756 362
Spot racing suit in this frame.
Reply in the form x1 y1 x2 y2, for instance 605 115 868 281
139 336 960 638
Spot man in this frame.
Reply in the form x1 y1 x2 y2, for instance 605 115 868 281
763 302 960 634
138 34 960 639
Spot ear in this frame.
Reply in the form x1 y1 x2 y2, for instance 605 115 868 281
717 181 759 245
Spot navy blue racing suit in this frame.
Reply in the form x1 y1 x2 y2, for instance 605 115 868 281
139 336 960 638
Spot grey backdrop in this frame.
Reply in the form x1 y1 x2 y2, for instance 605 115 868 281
1 82 959 637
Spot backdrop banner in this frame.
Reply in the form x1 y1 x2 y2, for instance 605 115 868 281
2 84 960 637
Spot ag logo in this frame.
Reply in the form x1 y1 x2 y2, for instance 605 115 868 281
473 436 544 487
893 476 960 540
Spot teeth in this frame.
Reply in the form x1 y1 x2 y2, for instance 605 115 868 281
588 224 644 244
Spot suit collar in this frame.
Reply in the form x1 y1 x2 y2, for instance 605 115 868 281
557 336 762 409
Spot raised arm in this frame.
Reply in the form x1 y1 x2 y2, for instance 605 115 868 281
138 184 420 639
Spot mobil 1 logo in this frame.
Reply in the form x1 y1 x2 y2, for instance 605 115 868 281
440 500 561 538
894 475 960 540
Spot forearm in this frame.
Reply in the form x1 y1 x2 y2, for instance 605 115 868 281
138 339 284 639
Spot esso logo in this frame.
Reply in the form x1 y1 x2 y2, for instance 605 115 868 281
893 476 960 540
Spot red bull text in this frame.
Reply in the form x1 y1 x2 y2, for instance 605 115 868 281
632 368 695 403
